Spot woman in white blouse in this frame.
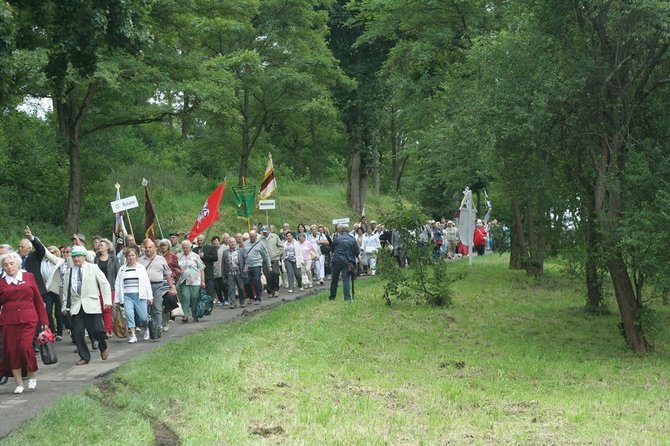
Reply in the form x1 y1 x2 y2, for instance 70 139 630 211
114 247 153 343
282 232 304 292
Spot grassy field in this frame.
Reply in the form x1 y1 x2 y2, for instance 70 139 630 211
3 255 670 445
3 178 398 247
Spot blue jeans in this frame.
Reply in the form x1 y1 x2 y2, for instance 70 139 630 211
247 266 263 300
123 293 148 329
329 262 352 300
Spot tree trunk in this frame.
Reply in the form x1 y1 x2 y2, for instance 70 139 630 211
239 89 250 182
395 156 408 193
310 116 319 181
607 252 649 352
372 152 380 196
509 198 526 270
293 133 302 175
524 202 544 277
348 148 361 213
359 165 368 213
55 83 97 233
584 195 604 311
390 107 408 192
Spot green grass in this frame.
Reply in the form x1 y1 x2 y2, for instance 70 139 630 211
3 254 670 445
2 178 398 247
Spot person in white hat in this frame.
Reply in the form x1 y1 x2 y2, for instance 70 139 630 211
62 246 112 365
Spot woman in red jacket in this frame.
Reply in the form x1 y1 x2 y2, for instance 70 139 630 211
473 220 488 256
0 252 49 394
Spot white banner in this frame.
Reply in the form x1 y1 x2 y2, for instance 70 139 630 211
332 217 350 225
259 199 276 210
110 195 139 213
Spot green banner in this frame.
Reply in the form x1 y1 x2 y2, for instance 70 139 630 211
232 186 256 219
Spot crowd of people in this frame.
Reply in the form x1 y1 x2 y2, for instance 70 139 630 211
419 217 506 260
0 219 385 395
0 214 504 395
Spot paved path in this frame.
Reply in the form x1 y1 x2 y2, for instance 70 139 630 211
0 282 333 439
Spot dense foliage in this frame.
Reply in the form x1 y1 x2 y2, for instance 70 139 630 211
1 0 670 351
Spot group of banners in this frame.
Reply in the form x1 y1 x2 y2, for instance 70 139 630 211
111 154 278 242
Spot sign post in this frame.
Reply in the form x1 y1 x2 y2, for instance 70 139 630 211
110 195 139 237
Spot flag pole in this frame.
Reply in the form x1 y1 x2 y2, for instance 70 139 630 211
115 182 133 237
242 176 252 232
143 178 164 239
125 209 135 237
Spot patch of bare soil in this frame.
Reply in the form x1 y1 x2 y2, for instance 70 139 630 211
439 360 465 369
249 425 285 437
93 377 181 445
152 420 181 446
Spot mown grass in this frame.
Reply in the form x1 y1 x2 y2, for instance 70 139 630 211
3 254 670 445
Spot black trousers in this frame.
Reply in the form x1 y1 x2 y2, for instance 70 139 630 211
44 291 64 336
204 276 216 299
214 277 228 301
72 309 107 361
263 260 281 294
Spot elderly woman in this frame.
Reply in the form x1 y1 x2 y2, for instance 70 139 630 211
282 232 304 292
473 220 487 256
177 240 205 323
0 252 49 394
95 239 120 338
444 221 460 259
41 245 65 341
114 247 153 343
298 233 319 288
158 238 181 330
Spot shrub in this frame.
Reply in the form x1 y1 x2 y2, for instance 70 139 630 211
377 197 460 307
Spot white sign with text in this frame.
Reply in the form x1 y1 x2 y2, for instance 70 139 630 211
259 199 276 210
332 217 350 225
110 195 139 213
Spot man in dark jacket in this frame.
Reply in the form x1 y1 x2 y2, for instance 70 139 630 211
17 227 46 294
329 224 360 301
221 238 247 308
193 234 218 299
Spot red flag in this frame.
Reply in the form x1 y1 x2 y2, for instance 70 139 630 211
186 181 226 241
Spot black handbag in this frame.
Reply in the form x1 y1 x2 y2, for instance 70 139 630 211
320 244 331 255
162 291 179 313
39 343 58 365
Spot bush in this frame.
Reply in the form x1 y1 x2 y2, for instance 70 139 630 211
377 197 460 307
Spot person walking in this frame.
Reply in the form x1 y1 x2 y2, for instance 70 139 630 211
41 245 65 341
0 252 50 394
62 246 112 365
282 231 304 292
328 224 360 301
115 247 153 343
361 225 381 275
138 239 177 336
260 226 283 297
243 230 270 305
298 232 319 288
94 239 120 338
221 238 247 308
473 220 487 256
177 241 205 323
193 234 218 300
